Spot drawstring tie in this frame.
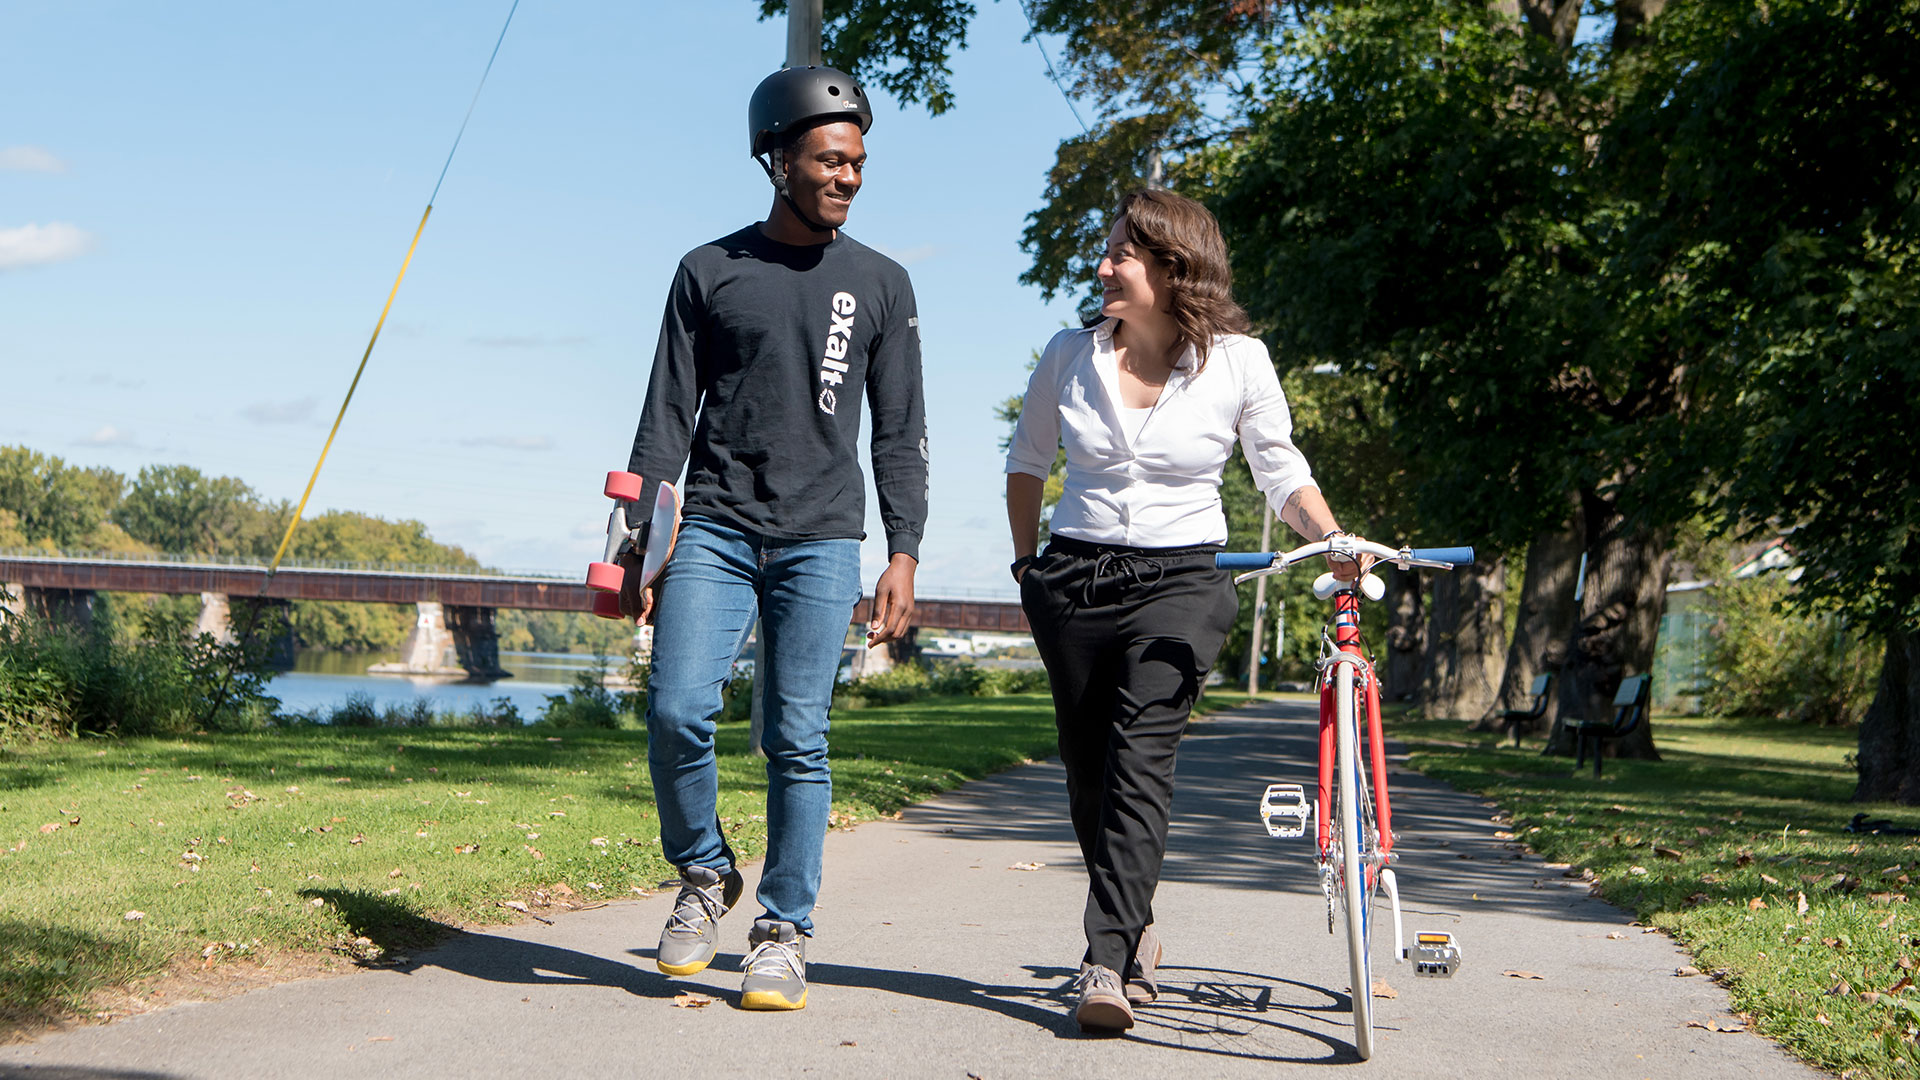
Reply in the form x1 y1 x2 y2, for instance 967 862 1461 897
1082 551 1165 605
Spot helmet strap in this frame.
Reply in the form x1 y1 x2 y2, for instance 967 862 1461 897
758 148 835 235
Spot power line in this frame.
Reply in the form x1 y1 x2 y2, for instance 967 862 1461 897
1015 0 1088 134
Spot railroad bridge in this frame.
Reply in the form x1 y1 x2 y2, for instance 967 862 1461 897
0 554 1028 679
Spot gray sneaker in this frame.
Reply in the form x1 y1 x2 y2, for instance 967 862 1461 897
739 919 808 1011
655 864 743 976
1075 963 1134 1032
1127 924 1162 1006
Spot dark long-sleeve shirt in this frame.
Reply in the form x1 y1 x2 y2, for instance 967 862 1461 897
628 226 928 559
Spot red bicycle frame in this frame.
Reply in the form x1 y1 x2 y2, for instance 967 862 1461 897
1315 589 1395 866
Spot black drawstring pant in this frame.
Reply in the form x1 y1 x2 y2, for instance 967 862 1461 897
1019 535 1239 975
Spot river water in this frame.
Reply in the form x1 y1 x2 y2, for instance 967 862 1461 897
268 649 630 720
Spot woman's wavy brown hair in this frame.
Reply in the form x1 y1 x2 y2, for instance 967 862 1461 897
1114 188 1249 369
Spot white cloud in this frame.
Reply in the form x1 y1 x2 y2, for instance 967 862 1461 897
874 243 936 266
0 146 66 173
241 397 319 425
76 425 136 447
458 434 553 451
467 334 589 348
0 222 93 270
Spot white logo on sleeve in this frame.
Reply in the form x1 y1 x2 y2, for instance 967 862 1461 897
817 291 857 415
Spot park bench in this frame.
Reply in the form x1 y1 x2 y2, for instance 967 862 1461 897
1501 673 1553 746
1569 674 1650 778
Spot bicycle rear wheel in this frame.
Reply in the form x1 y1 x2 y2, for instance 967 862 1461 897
1334 663 1375 1059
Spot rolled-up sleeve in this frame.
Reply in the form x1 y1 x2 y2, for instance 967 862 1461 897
1004 334 1065 480
1237 343 1316 515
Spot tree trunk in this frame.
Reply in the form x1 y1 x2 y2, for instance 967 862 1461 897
1381 569 1425 702
1545 490 1672 759
1612 0 1668 53
1469 505 1584 733
1854 630 1920 803
1419 556 1508 721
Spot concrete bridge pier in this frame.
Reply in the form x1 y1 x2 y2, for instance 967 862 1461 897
1 582 21 626
370 602 460 676
446 605 509 680
192 595 295 668
195 592 237 644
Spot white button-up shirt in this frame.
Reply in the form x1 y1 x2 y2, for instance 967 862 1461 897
1005 319 1316 548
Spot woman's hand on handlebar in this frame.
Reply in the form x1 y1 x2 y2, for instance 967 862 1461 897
1324 533 1375 583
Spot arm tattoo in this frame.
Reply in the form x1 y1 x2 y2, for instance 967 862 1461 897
1281 489 1307 534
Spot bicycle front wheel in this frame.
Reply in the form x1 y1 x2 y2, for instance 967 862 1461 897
1334 662 1375 1059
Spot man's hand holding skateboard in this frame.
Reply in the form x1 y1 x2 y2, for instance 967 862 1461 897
584 471 680 624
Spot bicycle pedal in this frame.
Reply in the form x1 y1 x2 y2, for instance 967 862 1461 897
1408 931 1462 977
1258 783 1310 838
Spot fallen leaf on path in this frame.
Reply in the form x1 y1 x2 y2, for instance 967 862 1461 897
1815 1013 1831 1025
672 993 715 1009
1371 980 1397 999
1859 991 1883 1004
367 1036 393 1043
39 822 61 834
590 837 608 847
1606 932 1625 940
388 868 403 879
1687 1018 1746 1033
1748 898 1768 910
455 845 477 854
1502 970 1544 980
1009 862 1046 872
1760 873 1780 885
839 1040 857 1047
1880 912 1899 928
1827 979 1853 996
502 901 529 913
1675 966 1702 977
381 888 402 896
1655 847 1685 860
1887 976 1914 995
123 910 144 921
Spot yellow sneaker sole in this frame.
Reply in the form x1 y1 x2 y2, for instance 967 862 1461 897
657 957 711 977
739 988 807 1011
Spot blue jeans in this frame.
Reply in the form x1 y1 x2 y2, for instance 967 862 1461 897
645 516 861 933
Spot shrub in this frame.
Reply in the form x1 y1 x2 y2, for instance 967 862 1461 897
540 658 623 729
1701 574 1880 726
0 606 280 740
836 659 1049 709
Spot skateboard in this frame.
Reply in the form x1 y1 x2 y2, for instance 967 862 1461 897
585 471 681 620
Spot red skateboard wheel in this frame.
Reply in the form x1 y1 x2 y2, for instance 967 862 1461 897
591 591 626 621
604 471 644 502
585 561 624 593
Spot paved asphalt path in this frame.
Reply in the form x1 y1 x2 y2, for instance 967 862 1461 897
1 700 1825 1080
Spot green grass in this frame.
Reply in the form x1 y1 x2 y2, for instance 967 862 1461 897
1394 713 1920 1080
0 694 1058 1031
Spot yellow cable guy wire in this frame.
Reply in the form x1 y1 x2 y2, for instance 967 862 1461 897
266 205 431 572
264 0 519 579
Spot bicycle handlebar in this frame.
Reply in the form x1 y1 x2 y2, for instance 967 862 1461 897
1214 537 1475 576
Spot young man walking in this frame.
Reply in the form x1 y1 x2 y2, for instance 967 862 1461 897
618 65 926 1012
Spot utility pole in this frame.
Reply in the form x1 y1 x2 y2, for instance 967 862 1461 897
756 0 827 759
787 0 823 67
1247 503 1272 696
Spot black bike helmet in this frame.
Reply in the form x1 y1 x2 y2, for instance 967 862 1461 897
749 65 873 158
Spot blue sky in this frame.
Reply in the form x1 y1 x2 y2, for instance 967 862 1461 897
2 1 1090 598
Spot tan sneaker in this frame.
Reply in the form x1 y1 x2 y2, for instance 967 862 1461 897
1074 964 1134 1032
1126 924 1162 1006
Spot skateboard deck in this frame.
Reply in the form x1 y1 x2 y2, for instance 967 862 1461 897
586 472 680 620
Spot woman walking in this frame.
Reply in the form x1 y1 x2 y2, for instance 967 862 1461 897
1004 189 1359 1033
